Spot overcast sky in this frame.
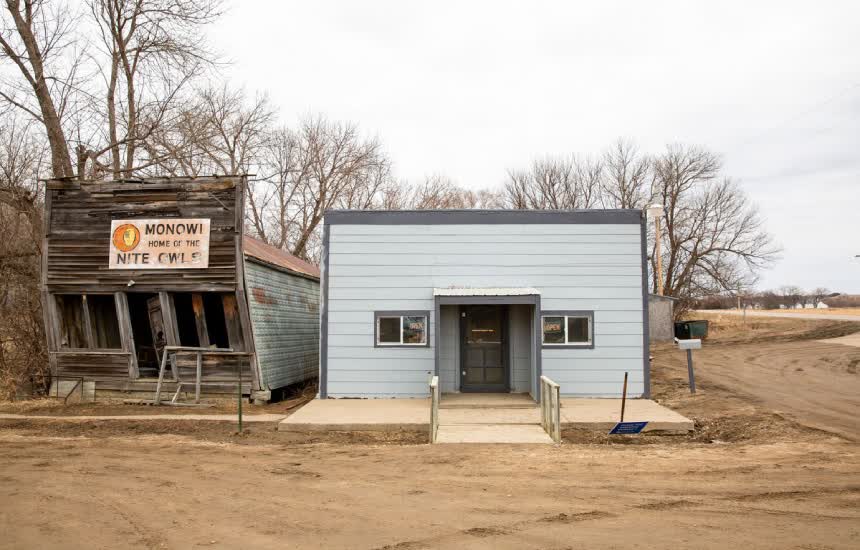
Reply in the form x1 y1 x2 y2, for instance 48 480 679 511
210 1 860 293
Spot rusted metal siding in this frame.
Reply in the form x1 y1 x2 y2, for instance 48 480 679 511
245 259 320 390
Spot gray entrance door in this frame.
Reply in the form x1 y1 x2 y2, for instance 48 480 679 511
460 305 508 392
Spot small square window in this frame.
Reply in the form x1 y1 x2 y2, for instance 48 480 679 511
542 312 593 347
378 317 401 344
567 317 590 343
375 312 429 346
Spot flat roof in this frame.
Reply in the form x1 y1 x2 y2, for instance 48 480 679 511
324 209 642 225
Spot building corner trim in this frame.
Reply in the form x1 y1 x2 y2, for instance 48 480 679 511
640 211 651 398
319 223 331 398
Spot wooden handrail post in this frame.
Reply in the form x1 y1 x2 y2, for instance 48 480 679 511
540 375 562 443
195 351 202 404
429 375 439 443
154 349 169 405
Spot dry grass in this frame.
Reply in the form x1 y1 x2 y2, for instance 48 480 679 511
762 307 860 316
687 311 860 344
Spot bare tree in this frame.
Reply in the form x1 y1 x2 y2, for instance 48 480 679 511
650 144 778 302
244 126 304 248
778 285 803 309
245 115 392 261
0 0 79 177
85 0 222 178
601 138 651 208
391 175 479 209
0 118 49 397
503 155 603 209
141 85 273 178
810 287 830 308
1 0 222 180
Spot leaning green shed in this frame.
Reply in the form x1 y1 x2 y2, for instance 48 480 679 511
243 236 321 393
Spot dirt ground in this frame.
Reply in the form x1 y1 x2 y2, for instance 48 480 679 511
1 317 859 549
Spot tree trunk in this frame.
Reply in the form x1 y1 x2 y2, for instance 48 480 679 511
7 4 73 177
107 51 121 179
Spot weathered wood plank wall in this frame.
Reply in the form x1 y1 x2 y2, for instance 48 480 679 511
43 177 258 392
45 178 240 293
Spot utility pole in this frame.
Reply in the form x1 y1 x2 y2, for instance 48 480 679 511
646 204 665 296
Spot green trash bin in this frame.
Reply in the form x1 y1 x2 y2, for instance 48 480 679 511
674 320 709 340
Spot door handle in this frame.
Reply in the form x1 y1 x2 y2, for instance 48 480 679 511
462 371 466 375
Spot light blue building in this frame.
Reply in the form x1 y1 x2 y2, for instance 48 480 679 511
319 210 649 401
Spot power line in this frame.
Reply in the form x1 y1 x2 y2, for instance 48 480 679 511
731 80 860 150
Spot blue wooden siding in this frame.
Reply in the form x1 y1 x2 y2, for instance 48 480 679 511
326 223 644 398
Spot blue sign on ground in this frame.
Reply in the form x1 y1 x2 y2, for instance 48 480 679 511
609 421 649 435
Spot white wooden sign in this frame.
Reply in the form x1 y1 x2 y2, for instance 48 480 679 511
109 218 211 269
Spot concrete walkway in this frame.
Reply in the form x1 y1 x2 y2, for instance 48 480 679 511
561 399 693 432
277 395 693 440
277 399 428 432
0 413 286 423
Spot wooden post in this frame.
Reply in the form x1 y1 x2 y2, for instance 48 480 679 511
552 384 561 443
654 217 664 296
159 292 179 346
620 371 628 422
115 292 139 378
237 355 243 433
686 349 696 394
191 293 210 348
154 350 169 405
195 351 202 404
81 295 95 348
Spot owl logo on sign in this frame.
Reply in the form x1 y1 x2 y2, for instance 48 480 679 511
112 223 141 252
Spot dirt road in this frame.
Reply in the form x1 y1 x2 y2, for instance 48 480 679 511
0 428 857 549
664 314 860 441
0 316 858 549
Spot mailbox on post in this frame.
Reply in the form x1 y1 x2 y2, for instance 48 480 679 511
676 338 702 393
678 338 702 351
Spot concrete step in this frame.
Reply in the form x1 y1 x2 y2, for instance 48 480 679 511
439 408 540 425
435 424 553 444
439 393 537 409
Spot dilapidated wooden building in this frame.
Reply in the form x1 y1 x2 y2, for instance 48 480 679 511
42 175 320 402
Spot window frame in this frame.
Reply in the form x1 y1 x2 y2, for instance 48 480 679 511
54 292 123 351
374 310 430 347
541 310 594 349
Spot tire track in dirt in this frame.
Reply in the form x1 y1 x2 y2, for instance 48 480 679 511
372 510 616 549
690 340 860 441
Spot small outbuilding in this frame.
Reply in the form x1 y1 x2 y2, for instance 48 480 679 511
42 175 319 402
319 209 650 400
648 294 677 342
